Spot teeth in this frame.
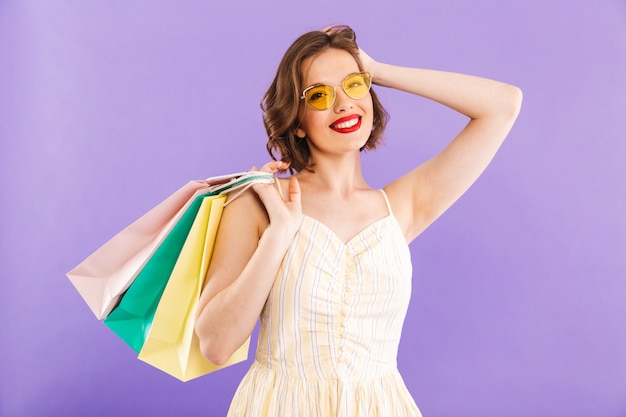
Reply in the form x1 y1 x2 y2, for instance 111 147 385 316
333 117 359 129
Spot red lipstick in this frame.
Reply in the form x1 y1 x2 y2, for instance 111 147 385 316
329 114 361 134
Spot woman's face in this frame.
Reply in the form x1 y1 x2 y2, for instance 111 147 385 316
296 48 374 159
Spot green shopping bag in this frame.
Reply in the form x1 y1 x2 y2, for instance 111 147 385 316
104 193 216 352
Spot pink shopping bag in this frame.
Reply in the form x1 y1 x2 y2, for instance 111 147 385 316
67 171 274 319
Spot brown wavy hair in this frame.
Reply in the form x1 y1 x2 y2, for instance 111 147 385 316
261 25 389 173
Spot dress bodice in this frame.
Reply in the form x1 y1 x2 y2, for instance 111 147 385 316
256 210 413 381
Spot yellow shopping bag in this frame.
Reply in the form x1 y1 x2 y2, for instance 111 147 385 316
138 194 250 381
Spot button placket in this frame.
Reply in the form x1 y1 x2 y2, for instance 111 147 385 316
344 247 357 306
338 247 357 369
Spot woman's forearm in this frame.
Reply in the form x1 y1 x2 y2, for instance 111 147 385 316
195 224 293 365
371 63 522 120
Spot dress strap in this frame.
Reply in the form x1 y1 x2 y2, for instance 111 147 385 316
379 189 394 216
275 177 285 200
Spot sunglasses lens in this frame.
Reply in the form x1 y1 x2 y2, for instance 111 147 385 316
305 85 335 110
343 72 371 99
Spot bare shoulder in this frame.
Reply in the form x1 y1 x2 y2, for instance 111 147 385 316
222 187 269 238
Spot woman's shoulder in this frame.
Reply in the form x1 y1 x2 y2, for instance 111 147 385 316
222 187 269 238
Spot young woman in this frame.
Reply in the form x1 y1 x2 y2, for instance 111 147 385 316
195 25 522 416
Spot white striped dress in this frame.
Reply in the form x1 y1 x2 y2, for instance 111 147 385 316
227 190 422 416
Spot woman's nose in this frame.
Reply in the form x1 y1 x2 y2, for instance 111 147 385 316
333 87 354 112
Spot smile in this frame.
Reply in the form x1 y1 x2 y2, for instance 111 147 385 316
330 115 361 133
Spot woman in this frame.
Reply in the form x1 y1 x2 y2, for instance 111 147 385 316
195 25 522 416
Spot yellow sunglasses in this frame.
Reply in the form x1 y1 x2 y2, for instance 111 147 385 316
300 71 372 110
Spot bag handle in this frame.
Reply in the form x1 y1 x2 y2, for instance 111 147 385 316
203 171 275 206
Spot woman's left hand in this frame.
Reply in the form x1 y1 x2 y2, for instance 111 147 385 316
358 48 377 77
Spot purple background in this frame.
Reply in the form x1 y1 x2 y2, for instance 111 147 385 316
1 1 625 416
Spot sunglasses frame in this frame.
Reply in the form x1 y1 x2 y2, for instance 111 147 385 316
300 71 372 110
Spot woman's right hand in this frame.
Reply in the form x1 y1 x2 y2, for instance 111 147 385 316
251 161 303 239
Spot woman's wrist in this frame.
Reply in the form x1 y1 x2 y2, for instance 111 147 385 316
260 222 300 252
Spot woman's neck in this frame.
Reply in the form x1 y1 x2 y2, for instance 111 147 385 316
296 153 370 196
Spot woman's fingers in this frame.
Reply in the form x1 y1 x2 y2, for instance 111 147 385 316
250 161 298 207
257 160 290 174
248 164 302 232
358 48 376 74
287 177 301 206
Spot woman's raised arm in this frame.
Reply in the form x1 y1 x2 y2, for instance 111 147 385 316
361 50 523 242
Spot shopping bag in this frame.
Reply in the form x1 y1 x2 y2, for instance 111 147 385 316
138 195 250 381
67 171 274 319
67 181 211 319
100 172 274 353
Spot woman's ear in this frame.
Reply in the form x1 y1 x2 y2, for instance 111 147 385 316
296 127 306 139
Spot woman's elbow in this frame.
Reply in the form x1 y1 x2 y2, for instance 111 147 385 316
506 85 523 119
197 333 232 366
